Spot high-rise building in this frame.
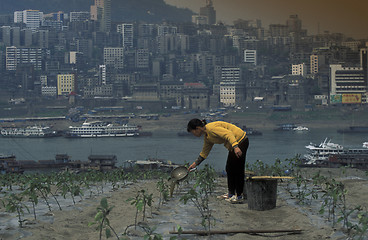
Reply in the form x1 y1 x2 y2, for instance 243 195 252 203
192 15 208 25
135 49 149 69
103 47 124 69
90 0 111 32
57 74 76 96
14 11 23 23
310 54 319 75
70 12 90 22
219 81 245 107
221 67 241 82
1 26 11 46
15 10 43 31
360 47 368 89
117 23 134 49
286 14 302 33
6 46 43 71
199 0 216 25
99 65 107 85
330 64 366 103
244 50 257 65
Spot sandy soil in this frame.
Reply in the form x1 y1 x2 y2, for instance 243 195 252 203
1 167 367 240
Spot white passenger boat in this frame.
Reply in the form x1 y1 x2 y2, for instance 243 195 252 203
363 142 368 148
293 126 309 131
302 138 368 165
303 138 344 165
0 125 59 138
65 121 139 138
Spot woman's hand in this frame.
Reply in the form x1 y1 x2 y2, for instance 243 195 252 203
234 147 242 158
188 162 196 171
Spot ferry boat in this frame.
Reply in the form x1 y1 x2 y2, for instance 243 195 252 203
302 138 368 167
65 120 139 138
0 125 59 138
303 138 344 165
293 126 309 132
273 123 296 131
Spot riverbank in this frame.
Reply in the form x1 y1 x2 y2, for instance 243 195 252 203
1 167 367 240
1 107 368 133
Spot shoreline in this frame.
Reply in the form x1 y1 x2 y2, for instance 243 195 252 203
1 110 367 133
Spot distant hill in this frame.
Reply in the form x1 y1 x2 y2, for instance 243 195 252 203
0 0 194 23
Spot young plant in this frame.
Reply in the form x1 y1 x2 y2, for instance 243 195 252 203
180 164 217 234
127 189 154 229
156 177 169 208
89 197 120 240
1 193 30 227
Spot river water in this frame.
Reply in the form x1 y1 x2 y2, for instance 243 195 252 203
1 129 367 171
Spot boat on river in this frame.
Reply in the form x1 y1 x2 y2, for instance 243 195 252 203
0 125 60 138
293 126 309 132
302 138 344 165
301 138 368 168
65 120 139 138
273 123 296 131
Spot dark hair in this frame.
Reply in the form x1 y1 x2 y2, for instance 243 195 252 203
187 118 207 132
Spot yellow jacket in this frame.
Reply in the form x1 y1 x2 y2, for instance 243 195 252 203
199 121 246 159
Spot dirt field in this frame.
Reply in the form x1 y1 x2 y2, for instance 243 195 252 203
1 167 367 240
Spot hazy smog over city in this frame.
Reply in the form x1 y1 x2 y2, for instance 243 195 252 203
165 0 368 39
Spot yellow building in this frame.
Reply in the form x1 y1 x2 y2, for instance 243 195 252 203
57 74 75 96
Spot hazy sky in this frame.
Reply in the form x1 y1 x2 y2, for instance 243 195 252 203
164 0 368 39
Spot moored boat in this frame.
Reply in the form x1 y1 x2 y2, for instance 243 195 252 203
301 138 368 168
274 123 296 131
0 125 60 138
65 120 139 138
293 126 309 131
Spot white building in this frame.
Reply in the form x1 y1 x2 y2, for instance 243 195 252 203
117 23 134 49
14 10 43 31
6 46 43 71
330 64 367 103
244 50 257 65
219 81 245 107
99 65 107 85
14 11 23 23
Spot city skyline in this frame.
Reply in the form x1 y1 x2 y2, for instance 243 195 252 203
164 0 368 39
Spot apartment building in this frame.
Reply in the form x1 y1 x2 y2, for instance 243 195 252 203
103 47 124 69
117 23 134 49
330 64 367 104
244 50 257 65
292 63 307 76
14 10 43 31
57 74 76 96
6 46 43 71
70 12 90 22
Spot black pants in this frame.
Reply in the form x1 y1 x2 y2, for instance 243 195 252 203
225 137 249 196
